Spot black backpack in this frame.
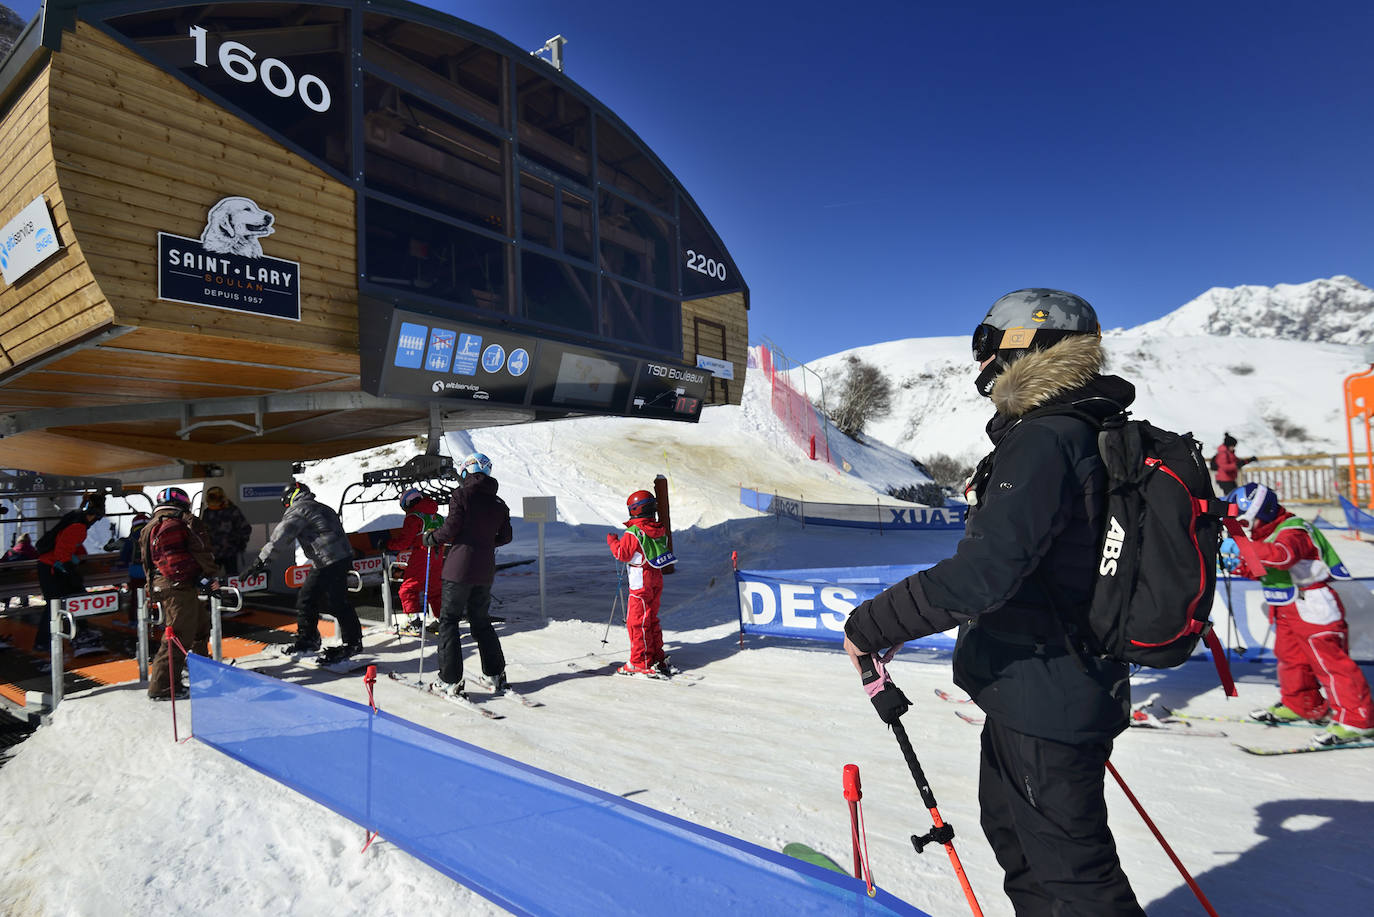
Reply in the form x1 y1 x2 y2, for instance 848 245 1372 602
1033 410 1258 694
35 510 84 555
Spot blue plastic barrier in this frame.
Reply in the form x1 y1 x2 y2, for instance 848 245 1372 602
1339 495 1374 533
736 564 956 650
187 656 930 916
739 488 966 530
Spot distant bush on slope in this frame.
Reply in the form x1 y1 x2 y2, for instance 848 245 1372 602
824 355 892 440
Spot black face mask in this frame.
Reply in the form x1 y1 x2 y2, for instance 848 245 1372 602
974 357 1006 398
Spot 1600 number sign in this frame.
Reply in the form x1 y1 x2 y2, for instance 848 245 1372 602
188 25 332 113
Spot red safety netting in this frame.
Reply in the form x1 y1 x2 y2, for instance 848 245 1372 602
755 344 831 465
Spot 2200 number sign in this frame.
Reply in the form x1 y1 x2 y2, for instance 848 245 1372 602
685 249 727 282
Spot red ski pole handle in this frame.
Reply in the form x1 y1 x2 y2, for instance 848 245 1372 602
843 763 862 802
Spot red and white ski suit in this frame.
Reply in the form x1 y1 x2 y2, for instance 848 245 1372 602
607 518 667 669
386 496 444 619
1238 512 1373 728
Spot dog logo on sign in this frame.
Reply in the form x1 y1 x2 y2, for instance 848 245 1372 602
199 196 276 258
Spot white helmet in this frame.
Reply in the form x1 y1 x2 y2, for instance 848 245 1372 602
460 452 493 479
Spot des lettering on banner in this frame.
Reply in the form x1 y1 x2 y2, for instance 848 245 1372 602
735 563 956 648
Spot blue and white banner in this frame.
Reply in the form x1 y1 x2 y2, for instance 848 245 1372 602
739 488 966 530
736 563 956 649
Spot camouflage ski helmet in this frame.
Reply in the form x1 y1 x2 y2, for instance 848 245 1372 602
971 289 1100 397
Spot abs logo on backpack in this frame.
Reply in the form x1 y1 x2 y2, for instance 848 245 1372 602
1099 516 1126 576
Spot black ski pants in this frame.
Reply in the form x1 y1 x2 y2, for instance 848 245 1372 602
978 718 1144 917
437 581 505 685
296 559 362 645
33 562 86 651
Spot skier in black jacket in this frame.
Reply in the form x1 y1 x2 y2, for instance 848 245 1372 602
844 289 1145 917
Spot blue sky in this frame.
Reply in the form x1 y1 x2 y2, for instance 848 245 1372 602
9 0 1374 362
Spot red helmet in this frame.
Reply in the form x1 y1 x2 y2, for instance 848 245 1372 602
626 490 657 518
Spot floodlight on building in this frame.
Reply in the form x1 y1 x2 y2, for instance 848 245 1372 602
531 34 567 71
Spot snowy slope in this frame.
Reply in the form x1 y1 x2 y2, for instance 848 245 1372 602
4 281 1374 916
808 278 1372 467
309 367 938 534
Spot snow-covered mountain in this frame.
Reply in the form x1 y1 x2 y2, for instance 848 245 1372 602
808 277 1372 469
1130 275 1374 344
0 5 24 63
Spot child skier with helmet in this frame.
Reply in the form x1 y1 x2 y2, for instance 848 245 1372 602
139 487 219 700
384 487 445 635
1223 483 1374 747
607 489 677 677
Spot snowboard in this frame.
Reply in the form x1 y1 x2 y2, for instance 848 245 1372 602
782 843 850 876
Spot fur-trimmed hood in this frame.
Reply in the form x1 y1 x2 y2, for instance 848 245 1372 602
989 335 1131 418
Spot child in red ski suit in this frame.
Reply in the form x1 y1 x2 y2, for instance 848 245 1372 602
1225 483 1374 747
606 490 672 677
385 490 444 633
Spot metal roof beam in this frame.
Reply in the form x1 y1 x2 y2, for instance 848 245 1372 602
0 391 435 437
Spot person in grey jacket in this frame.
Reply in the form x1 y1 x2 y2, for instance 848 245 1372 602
844 290 1144 917
246 482 362 664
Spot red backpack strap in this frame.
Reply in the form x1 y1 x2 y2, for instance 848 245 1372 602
1200 628 1238 697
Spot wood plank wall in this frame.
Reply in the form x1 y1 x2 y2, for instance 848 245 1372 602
0 64 114 372
681 290 748 405
47 23 358 356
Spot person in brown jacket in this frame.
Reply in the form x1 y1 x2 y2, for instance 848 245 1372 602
140 487 220 701
422 452 513 698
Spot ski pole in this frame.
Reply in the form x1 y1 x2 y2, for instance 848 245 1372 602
890 721 984 917
1222 568 1246 657
842 763 868 883
858 654 983 917
601 564 625 645
418 544 431 684
1106 760 1220 917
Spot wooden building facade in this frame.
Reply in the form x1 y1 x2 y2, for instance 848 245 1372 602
0 0 748 478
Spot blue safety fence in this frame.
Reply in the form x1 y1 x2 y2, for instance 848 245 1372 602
740 488 966 531
1338 495 1374 533
186 656 930 916
736 563 956 650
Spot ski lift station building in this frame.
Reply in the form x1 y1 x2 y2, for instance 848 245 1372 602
0 0 748 506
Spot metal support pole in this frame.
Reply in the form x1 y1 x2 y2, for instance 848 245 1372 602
136 587 149 683
49 599 63 712
210 594 222 662
537 520 547 623
381 558 399 628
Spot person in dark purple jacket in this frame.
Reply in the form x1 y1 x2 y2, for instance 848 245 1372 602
422 452 513 698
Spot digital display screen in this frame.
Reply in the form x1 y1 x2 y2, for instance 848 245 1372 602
629 360 709 421
552 352 624 407
362 300 704 422
529 344 635 412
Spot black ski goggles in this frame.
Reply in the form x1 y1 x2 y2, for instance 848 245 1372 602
971 323 1002 362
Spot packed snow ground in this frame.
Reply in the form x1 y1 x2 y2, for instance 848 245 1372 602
3 354 1374 916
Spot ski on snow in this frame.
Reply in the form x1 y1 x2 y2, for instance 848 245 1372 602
933 688 975 704
469 674 544 708
1236 740 1374 756
614 668 701 684
945 692 1228 737
384 671 503 720
1158 706 1325 729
